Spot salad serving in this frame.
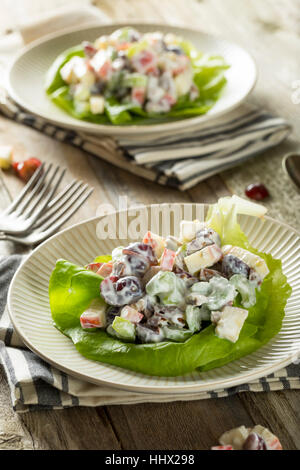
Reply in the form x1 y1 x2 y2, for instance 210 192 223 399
45 27 229 125
49 197 291 376
212 424 282 450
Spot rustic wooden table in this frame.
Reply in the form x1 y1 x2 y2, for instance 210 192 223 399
0 0 299 450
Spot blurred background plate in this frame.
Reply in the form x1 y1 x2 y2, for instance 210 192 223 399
7 204 300 394
7 23 257 138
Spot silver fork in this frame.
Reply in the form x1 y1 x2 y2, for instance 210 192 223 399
0 163 65 235
0 181 93 245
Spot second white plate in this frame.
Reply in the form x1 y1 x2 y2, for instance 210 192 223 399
7 23 257 138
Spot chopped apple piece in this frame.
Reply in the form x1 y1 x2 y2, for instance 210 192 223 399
160 248 176 271
219 425 249 450
215 306 248 343
179 219 205 242
90 95 105 114
60 56 84 84
120 305 143 323
142 231 165 258
184 244 222 275
97 262 113 277
222 245 269 279
85 262 102 272
80 299 106 329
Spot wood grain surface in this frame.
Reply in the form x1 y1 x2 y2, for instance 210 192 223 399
0 0 299 450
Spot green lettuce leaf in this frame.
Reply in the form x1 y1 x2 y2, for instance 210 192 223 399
205 195 267 249
104 97 136 125
50 86 109 124
49 260 104 330
49 197 291 376
45 46 84 95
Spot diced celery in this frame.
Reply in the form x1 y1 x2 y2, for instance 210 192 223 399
122 73 148 88
199 304 211 321
191 277 237 311
206 277 237 310
230 274 256 308
177 38 202 60
191 282 211 296
185 305 203 333
112 316 136 341
127 40 148 58
74 100 90 115
74 84 90 101
176 242 187 256
146 271 186 306
162 326 193 342
110 27 140 42
106 71 124 93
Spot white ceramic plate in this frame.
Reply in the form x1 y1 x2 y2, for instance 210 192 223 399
7 23 257 138
8 204 300 394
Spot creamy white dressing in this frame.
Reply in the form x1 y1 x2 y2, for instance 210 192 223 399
93 219 262 344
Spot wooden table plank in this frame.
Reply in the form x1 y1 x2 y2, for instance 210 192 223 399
0 365 34 449
21 407 121 450
104 388 300 450
104 397 255 450
238 390 300 451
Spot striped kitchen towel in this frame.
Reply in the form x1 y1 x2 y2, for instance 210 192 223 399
1 255 299 412
0 90 291 190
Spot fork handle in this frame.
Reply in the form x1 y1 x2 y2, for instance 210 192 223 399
0 233 33 246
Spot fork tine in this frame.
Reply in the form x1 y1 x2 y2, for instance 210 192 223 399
0 187 93 246
47 179 82 209
46 187 94 232
30 186 93 244
33 180 83 228
37 184 89 232
41 187 94 236
22 165 61 217
14 163 53 216
23 166 66 221
4 163 45 215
